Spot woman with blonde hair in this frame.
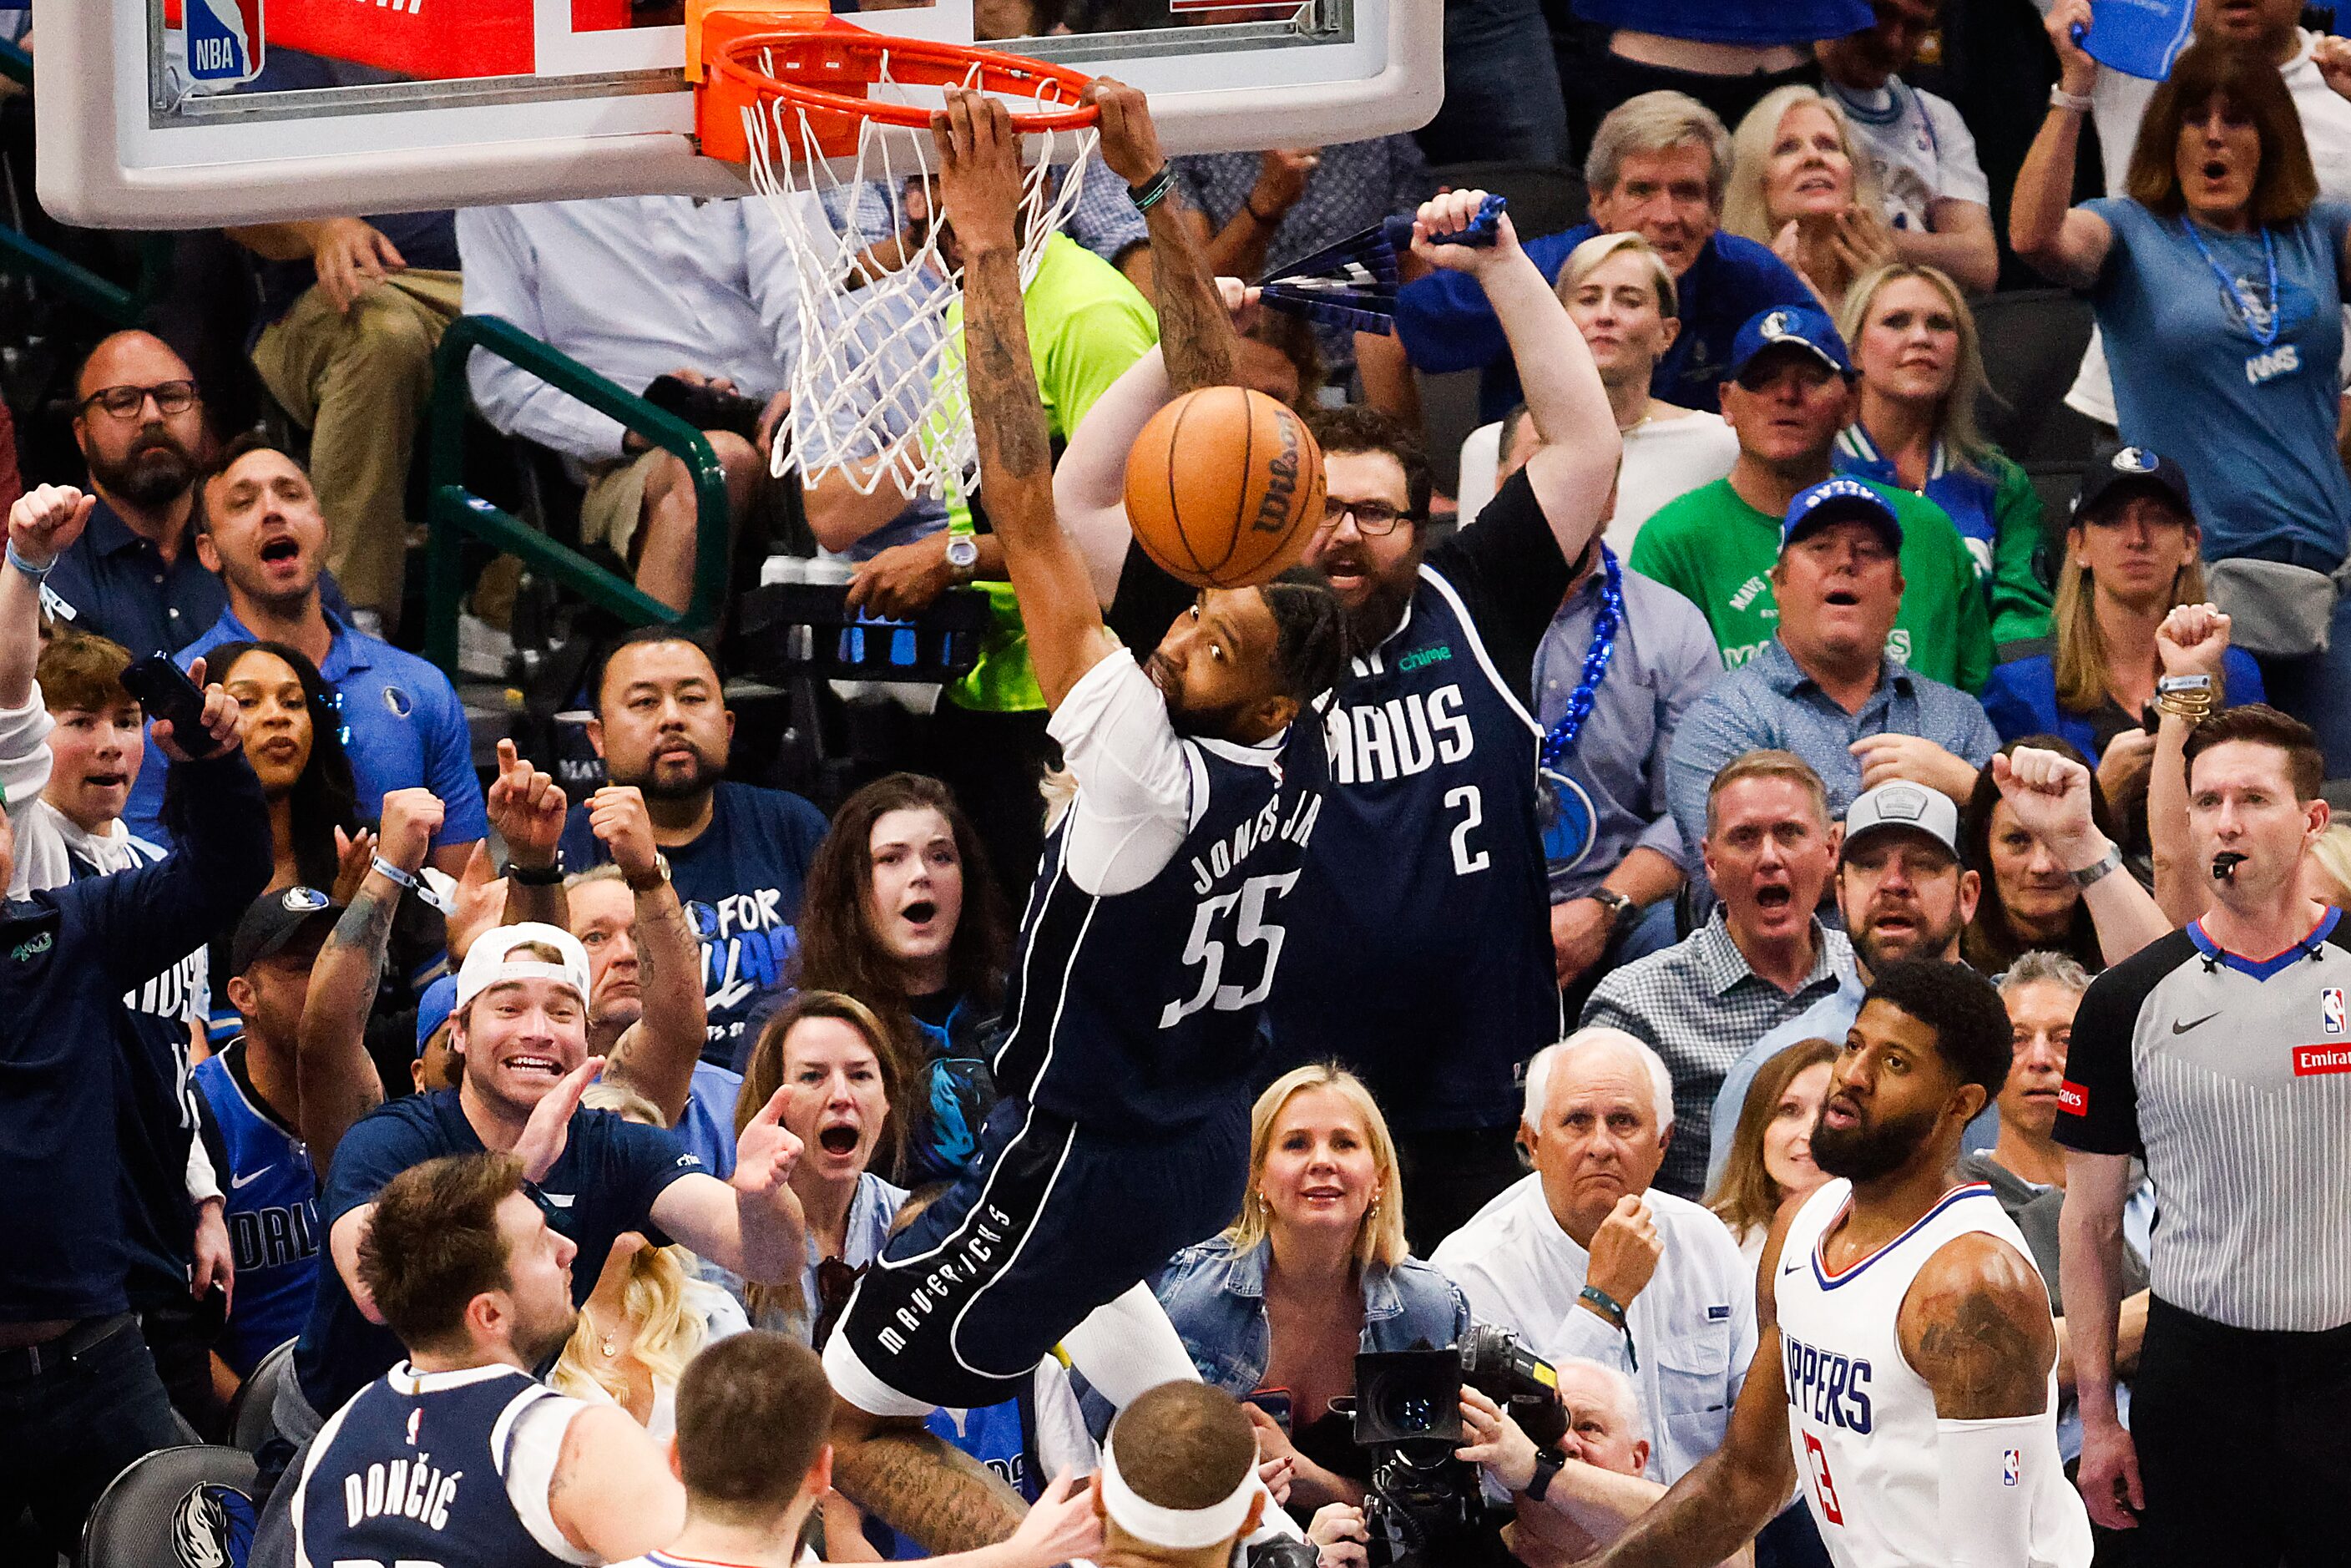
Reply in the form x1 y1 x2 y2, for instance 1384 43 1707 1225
733 989 909 1343
1148 1063 1469 1516
549 1080 748 1434
1722 85 1897 316
1833 260 2052 647
1706 1038 1838 1272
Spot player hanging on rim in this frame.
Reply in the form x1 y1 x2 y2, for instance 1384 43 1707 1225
820 85 1347 1554
1058 169 1628 1248
1585 959 2093 1568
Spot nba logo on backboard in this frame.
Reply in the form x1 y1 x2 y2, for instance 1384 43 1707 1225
186 0 262 84
2002 1449 2021 1487
2324 989 2345 1036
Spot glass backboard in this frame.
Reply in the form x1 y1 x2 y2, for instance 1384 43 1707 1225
37 0 1438 226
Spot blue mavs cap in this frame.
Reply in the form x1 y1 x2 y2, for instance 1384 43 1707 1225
2073 443 2193 523
1783 478 1903 554
416 974 458 1057
1727 305 1853 382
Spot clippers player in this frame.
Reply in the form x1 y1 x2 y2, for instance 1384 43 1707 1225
1590 961 2093 1568
822 92 1346 1553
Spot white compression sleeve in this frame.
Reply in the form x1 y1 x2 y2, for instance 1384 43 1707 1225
1058 1283 1305 1542
1935 1411 2063 1568
1058 1282 1201 1408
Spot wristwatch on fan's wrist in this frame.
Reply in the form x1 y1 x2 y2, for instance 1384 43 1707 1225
1590 887 1636 929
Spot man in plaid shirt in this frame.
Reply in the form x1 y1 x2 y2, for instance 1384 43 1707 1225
1580 749 1854 1198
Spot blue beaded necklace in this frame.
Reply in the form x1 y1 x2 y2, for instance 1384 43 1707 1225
1537 548 1624 873
1540 547 1625 773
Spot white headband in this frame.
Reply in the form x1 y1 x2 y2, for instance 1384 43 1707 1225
1098 1438 1256 1551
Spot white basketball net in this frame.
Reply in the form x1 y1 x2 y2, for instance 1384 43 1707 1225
739 52 1098 510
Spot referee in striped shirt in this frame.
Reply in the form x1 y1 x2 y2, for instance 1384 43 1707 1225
2056 704 2351 1566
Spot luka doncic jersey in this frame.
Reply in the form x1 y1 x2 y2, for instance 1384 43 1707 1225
993 719 1327 1138
294 1363 576 1568
1270 563 1560 1130
193 1039 320 1377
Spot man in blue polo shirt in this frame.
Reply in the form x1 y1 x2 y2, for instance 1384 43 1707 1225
1395 90 1813 422
558 629 828 1068
123 436 486 872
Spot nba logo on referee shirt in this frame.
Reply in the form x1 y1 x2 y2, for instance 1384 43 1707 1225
2002 1449 2021 1487
2324 989 2345 1035
186 0 263 84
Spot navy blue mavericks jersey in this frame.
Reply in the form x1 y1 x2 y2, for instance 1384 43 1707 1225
993 728 1327 1137
1268 566 1560 1130
294 1363 574 1568
193 1039 320 1377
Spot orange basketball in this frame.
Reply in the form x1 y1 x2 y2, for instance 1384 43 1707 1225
1123 387 1326 590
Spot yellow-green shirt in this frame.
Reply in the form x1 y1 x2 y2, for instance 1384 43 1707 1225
931 232 1158 712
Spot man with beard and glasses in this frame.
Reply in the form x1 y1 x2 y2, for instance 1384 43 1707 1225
817 93 1341 1559
122 436 484 871
558 629 828 1068
46 331 226 657
289 1152 685 1568
1585 960 2095 1568
1256 185 1623 1252
1705 751 2169 1191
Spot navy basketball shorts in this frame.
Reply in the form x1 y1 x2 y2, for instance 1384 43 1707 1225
824 1095 1246 1415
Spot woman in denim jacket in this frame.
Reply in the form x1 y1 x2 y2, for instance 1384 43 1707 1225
1152 1064 1473 1516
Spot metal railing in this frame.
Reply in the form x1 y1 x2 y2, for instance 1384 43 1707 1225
0 41 171 327
423 314 732 672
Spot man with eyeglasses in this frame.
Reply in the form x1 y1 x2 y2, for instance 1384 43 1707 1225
46 331 229 658
1261 191 1625 1250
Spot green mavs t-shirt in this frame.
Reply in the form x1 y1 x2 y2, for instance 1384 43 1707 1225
1629 476 1995 694
930 232 1158 714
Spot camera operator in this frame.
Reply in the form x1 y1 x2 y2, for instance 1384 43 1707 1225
1459 1374 1748 1568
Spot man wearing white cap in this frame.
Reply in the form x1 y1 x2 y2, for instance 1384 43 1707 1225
275 918 810 1453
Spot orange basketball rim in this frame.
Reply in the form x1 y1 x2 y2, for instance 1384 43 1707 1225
689 0 1101 166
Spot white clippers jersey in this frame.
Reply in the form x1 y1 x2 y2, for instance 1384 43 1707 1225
1774 1180 2092 1568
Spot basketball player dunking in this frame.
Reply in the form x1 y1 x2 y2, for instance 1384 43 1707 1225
1589 961 2094 1568
821 89 1347 1553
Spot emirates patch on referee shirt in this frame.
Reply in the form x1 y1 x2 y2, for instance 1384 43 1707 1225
2058 1080 2089 1115
2293 1044 2351 1076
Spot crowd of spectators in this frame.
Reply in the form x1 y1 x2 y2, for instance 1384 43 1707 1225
9 2 2351 1565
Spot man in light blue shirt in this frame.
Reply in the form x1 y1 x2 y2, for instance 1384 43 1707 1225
1664 477 1999 864
125 438 486 870
1507 404 1725 998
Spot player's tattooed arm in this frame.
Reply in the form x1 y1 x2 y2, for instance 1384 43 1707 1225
1084 81 1236 394
1900 1232 2059 1420
833 1421 1031 1555
933 88 1117 709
